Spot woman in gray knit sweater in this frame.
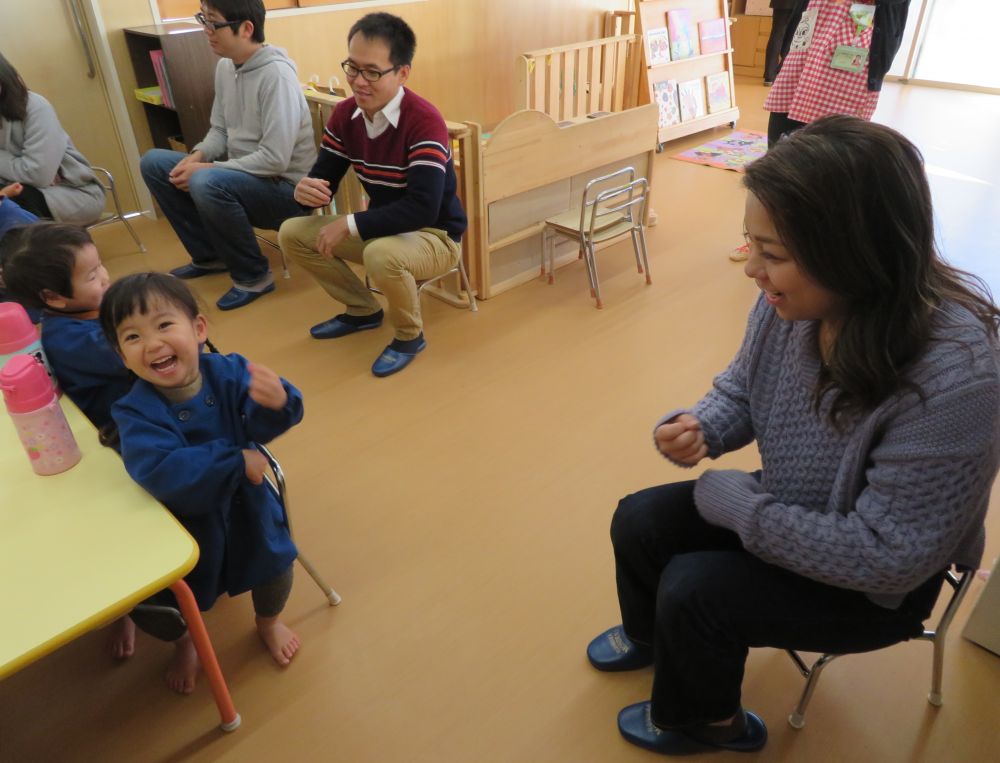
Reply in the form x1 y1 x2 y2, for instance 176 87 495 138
0 53 104 225
588 116 1000 755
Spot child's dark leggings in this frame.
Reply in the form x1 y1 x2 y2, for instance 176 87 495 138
131 565 295 642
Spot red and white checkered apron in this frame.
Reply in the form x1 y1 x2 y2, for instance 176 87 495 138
765 0 879 123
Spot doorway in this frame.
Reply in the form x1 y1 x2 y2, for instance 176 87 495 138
0 0 146 210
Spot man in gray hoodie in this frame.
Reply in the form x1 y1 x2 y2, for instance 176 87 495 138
140 0 316 311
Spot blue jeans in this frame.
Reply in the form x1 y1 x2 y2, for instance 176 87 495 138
140 149 306 289
610 479 943 727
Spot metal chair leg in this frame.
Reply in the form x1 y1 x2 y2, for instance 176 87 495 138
296 551 342 606
455 255 478 312
787 651 842 729
637 225 652 284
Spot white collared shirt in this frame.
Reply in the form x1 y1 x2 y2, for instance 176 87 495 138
346 87 406 237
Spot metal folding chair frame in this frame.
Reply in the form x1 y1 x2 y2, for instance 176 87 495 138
87 166 146 253
784 567 973 729
543 166 651 308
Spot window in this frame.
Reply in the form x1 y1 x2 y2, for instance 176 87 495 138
158 1 371 21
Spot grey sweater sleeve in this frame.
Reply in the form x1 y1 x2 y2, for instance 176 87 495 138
0 93 68 187
694 377 1000 595
213 65 304 177
689 295 772 458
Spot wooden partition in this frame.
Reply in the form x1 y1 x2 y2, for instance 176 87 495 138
474 105 658 298
515 34 642 121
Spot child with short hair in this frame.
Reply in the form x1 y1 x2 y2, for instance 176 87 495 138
100 272 303 693
2 223 129 435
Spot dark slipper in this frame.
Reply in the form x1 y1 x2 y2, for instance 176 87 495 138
587 625 653 671
618 702 768 755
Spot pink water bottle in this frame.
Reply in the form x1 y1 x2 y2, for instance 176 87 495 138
1 354 81 475
0 302 58 392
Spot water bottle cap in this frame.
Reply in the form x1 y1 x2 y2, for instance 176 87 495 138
0 302 39 354
0 354 56 413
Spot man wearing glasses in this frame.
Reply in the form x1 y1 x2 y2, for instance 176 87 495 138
140 1 315 311
279 13 466 377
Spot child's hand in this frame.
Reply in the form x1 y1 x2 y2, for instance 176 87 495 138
654 414 707 466
243 448 268 485
248 363 288 410
0 182 23 198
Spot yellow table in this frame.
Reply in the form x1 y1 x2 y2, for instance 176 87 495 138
0 397 241 731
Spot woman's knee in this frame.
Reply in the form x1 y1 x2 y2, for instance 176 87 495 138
610 489 658 550
655 552 748 627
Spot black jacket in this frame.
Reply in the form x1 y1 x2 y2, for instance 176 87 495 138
780 0 911 91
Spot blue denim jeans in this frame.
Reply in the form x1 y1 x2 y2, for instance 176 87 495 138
140 149 306 289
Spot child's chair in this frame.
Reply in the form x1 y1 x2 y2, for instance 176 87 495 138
541 166 651 309
202 339 340 606
784 566 973 729
257 443 342 607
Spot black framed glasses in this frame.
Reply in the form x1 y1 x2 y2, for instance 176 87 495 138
340 60 401 83
194 12 243 32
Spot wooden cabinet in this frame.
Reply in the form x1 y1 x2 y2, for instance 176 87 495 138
634 0 740 145
123 23 218 152
731 13 773 78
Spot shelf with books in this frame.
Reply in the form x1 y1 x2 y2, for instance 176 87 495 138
635 0 740 146
123 23 218 152
648 49 734 70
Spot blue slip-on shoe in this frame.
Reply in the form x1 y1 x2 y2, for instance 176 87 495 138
371 337 426 377
216 283 275 311
618 703 768 755
587 625 653 672
310 315 383 339
170 262 228 279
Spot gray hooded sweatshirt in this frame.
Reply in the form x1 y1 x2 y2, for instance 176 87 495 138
0 92 105 224
194 45 316 184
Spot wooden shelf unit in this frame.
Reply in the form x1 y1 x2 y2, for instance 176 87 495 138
634 0 740 145
123 23 218 152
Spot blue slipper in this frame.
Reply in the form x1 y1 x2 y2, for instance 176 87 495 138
310 315 383 339
618 703 768 755
216 283 275 311
587 625 653 672
170 262 227 279
371 338 426 377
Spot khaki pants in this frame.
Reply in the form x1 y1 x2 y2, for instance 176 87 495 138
279 214 460 341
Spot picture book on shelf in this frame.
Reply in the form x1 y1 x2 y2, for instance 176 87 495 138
705 72 732 114
698 18 727 55
149 50 175 109
667 8 698 60
678 78 707 122
653 79 681 128
645 27 672 66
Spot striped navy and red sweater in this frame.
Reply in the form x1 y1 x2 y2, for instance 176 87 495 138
310 88 467 242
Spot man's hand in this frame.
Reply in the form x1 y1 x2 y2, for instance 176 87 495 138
247 362 288 410
294 176 333 208
316 217 351 259
654 414 707 466
243 448 268 485
169 150 210 191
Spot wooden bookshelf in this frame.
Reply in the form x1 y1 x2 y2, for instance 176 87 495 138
123 23 218 151
634 0 740 147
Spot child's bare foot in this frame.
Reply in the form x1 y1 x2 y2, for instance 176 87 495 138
106 615 136 660
255 615 300 667
166 633 200 694
0 182 23 198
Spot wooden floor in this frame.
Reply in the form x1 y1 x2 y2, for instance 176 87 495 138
2 80 999 763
